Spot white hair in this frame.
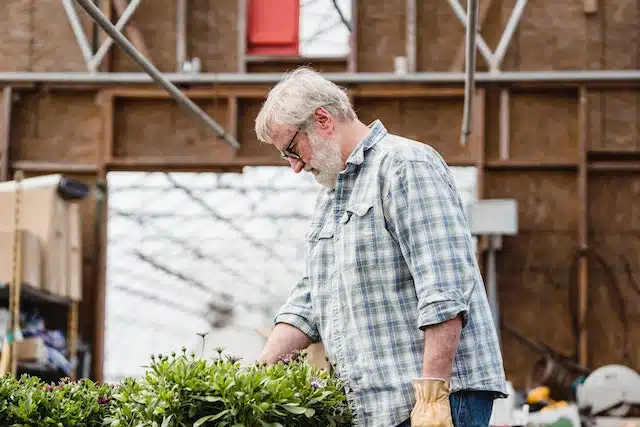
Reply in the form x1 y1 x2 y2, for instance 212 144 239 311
254 67 356 144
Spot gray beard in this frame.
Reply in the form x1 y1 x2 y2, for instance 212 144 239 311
307 133 345 189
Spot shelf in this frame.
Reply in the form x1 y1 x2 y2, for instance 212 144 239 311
486 160 578 170
0 282 71 306
18 361 69 382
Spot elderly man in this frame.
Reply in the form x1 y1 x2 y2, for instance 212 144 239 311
255 67 507 427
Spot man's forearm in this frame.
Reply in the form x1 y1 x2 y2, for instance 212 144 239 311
258 322 312 364
421 315 462 379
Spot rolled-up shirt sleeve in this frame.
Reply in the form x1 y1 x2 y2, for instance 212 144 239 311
274 275 321 343
383 156 477 330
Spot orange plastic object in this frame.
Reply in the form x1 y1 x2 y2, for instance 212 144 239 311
247 0 300 56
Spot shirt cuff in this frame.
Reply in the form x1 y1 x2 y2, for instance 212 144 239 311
274 312 321 343
416 292 469 330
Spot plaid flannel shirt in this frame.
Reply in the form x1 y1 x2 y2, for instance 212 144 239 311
274 120 507 427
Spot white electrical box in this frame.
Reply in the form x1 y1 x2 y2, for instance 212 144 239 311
467 199 518 236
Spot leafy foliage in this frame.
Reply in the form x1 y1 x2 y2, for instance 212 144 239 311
105 346 351 427
0 344 351 427
0 375 116 426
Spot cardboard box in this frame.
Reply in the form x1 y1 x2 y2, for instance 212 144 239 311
0 229 42 290
0 175 71 297
15 337 47 362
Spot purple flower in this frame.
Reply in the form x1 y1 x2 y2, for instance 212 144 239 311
310 379 326 389
278 353 294 364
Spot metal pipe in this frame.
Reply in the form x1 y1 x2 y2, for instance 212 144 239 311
89 0 143 72
446 0 494 68
1 70 640 84
72 0 240 149
492 0 528 70
460 0 479 145
62 0 94 67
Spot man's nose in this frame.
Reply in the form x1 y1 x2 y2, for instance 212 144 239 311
287 157 304 173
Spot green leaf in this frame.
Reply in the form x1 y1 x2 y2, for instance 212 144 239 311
161 414 174 427
194 396 223 403
193 409 230 427
280 403 308 415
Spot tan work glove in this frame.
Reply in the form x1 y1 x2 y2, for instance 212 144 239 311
410 378 454 427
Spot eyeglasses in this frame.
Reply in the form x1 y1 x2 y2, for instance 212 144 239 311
279 129 301 160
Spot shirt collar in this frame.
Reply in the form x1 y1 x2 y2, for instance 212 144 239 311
345 120 388 166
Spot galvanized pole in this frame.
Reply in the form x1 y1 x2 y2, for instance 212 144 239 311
73 0 240 150
460 0 479 145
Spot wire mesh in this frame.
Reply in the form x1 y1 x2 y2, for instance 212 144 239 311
104 165 477 382
104 167 321 381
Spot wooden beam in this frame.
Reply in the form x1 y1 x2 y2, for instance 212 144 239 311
98 90 115 172
103 86 274 99
112 0 152 61
99 0 112 72
499 89 510 160
577 85 589 368
107 156 284 172
104 84 467 100
227 96 238 140
0 86 12 181
583 0 597 14
486 160 578 170
237 0 247 73
406 0 417 72
349 86 465 98
176 0 187 72
450 0 494 72
588 161 640 171
92 180 108 384
11 161 97 174
347 0 358 72
472 88 486 197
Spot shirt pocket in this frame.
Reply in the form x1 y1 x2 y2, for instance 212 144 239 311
339 200 377 271
305 221 336 285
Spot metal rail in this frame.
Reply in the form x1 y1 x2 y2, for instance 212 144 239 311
460 0 479 146
1 70 640 84
72 0 240 149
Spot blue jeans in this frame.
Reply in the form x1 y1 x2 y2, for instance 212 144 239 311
396 390 495 427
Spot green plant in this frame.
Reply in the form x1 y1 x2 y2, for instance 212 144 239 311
0 374 116 426
0 336 351 427
105 345 351 427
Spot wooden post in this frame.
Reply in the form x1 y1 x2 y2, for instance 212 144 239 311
347 1 358 72
237 0 247 73
112 0 152 60
68 301 79 380
0 86 13 182
406 0 417 72
499 89 510 160
577 86 589 368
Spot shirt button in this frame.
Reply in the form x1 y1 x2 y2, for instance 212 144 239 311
340 213 350 223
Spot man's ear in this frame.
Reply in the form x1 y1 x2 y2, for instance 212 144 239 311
313 107 332 131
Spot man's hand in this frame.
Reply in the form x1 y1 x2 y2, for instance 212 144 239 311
410 378 454 427
258 322 312 364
